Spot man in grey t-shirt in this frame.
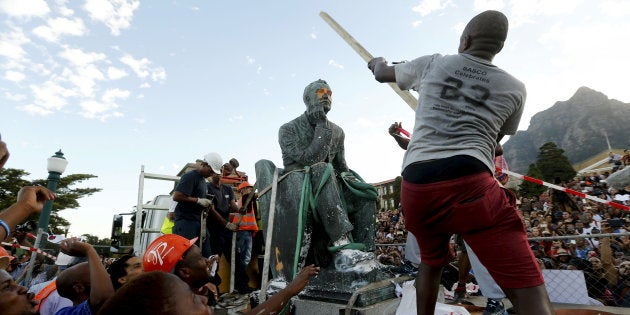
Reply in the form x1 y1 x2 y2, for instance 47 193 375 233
368 10 553 315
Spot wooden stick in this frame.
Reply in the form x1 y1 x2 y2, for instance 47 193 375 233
319 11 418 110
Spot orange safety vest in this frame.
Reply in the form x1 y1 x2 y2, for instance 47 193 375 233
34 280 57 311
230 203 258 232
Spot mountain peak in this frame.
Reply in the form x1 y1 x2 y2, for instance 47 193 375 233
568 86 608 104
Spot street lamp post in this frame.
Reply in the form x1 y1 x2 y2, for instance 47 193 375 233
25 150 68 286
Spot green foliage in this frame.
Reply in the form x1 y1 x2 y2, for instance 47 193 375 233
535 142 576 183
392 176 402 209
0 168 101 234
519 163 547 197
377 177 402 211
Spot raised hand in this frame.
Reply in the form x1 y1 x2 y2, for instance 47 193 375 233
16 186 56 215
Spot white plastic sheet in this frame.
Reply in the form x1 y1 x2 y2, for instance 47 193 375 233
396 281 470 315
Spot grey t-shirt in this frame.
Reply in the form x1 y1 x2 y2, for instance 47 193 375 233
395 53 525 173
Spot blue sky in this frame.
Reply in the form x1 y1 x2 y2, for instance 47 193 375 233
2 0 630 238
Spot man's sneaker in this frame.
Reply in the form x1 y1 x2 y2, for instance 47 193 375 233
483 298 508 315
452 282 467 303
389 260 418 275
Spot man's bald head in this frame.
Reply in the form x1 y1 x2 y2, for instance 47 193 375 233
459 10 508 56
56 262 90 303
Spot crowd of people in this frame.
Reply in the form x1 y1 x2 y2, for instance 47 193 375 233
0 137 321 315
374 207 407 266
517 170 630 306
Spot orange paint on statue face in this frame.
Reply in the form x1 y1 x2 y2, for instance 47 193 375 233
315 88 332 99
315 87 332 112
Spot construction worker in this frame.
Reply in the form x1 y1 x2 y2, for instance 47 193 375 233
230 182 259 294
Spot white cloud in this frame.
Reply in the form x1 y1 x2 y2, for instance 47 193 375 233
228 115 243 122
151 67 166 81
107 66 127 80
0 0 50 18
507 0 580 27
0 28 31 61
30 62 53 76
4 91 26 101
54 0 74 16
5 70 25 82
598 0 630 17
256 66 262 75
328 59 344 69
67 64 105 97
473 0 505 11
310 32 317 39
102 88 129 103
58 46 107 66
32 17 87 42
30 80 75 110
245 56 255 64
412 20 423 28
83 0 140 36
412 0 454 17
79 99 123 120
19 104 53 116
120 54 166 82
139 82 150 88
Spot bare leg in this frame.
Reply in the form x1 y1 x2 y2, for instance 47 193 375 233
503 285 554 315
453 249 471 302
416 263 444 315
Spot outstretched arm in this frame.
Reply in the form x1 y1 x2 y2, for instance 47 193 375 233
0 186 55 241
368 57 396 83
59 238 114 312
247 265 319 315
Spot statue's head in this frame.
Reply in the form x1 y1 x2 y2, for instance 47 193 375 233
303 79 332 114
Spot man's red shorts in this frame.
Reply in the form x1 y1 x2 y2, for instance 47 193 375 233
401 172 543 289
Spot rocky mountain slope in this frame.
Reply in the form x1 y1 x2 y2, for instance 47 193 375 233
503 87 630 173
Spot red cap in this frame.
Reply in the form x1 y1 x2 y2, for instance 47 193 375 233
142 234 197 272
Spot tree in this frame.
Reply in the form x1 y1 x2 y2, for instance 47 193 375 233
392 176 402 209
0 168 101 234
519 163 547 197
535 142 576 183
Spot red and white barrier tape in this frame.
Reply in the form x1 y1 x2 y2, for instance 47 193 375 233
1 242 57 261
501 169 630 212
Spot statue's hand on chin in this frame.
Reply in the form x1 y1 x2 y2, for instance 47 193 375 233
308 106 328 125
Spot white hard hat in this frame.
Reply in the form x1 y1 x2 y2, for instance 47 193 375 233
203 152 223 174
